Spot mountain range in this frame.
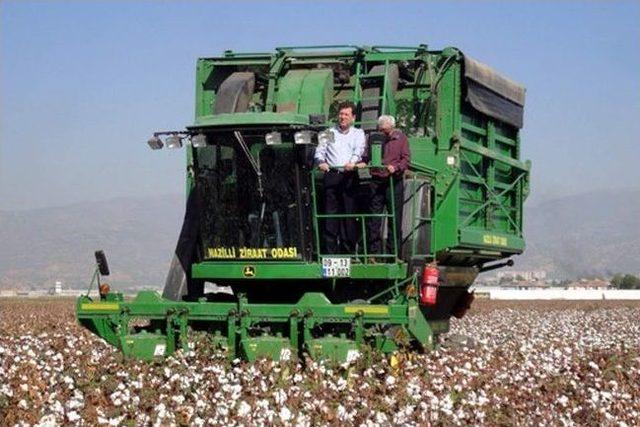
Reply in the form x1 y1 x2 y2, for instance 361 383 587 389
516 188 640 279
1 188 638 290
0 196 183 291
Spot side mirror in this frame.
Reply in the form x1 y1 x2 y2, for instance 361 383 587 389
95 250 110 276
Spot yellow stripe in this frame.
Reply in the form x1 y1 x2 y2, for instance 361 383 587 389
344 305 388 315
80 302 120 311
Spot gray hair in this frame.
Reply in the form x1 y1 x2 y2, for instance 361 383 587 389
377 115 396 127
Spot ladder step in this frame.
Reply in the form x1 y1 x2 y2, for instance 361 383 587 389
359 73 386 79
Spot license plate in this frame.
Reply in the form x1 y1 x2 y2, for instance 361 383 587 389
322 257 351 278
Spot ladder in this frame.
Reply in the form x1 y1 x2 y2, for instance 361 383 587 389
353 60 394 131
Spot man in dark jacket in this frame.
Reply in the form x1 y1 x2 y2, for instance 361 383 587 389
366 115 410 259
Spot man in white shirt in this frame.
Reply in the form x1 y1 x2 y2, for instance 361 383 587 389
314 101 366 254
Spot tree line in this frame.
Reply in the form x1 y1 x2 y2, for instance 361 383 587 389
611 274 640 290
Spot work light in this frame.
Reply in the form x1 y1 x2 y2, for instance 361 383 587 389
317 129 334 145
265 131 282 145
165 135 183 149
191 133 207 148
147 136 163 150
294 130 313 145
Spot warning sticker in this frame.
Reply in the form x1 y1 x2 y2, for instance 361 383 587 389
153 344 166 357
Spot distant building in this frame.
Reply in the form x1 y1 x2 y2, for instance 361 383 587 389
497 270 547 281
501 281 551 290
0 290 17 298
49 281 63 295
567 279 612 290
474 276 499 286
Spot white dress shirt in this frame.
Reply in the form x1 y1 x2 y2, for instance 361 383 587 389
314 125 366 167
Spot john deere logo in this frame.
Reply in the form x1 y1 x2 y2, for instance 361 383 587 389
242 265 256 277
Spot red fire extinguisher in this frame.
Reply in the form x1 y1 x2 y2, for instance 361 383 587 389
420 263 439 306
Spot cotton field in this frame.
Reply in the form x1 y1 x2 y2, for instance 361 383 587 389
1 299 639 426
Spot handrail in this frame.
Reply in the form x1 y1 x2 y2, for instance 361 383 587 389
276 45 362 52
222 51 272 58
310 166 399 261
371 45 428 51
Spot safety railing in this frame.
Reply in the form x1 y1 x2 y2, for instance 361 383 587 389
309 166 399 263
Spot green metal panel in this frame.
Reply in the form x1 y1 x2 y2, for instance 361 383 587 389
242 336 293 362
459 227 525 251
192 112 310 128
432 53 461 253
77 290 437 362
192 262 407 280
364 51 423 62
307 337 359 361
275 69 308 112
195 59 215 118
122 332 168 361
276 69 333 116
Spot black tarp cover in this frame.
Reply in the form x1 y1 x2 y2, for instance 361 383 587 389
163 71 257 301
463 55 526 129
162 188 204 301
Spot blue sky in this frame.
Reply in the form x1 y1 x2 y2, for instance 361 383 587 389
1 1 639 209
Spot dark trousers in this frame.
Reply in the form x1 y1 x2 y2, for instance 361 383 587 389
323 171 358 254
367 176 404 256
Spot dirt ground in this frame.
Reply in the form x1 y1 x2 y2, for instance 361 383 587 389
1 298 639 426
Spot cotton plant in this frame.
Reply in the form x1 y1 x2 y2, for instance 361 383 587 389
1 300 639 426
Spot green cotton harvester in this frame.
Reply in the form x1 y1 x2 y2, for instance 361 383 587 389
77 45 530 362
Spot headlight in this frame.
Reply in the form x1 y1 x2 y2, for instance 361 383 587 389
165 135 183 149
147 136 163 150
191 133 207 148
265 131 282 145
317 129 334 145
294 130 313 145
